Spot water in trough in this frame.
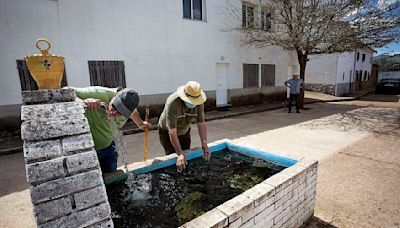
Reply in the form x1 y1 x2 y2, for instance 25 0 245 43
106 149 285 228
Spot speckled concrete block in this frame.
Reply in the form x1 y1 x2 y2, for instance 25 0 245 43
21 88 76 104
21 115 90 140
30 170 103 204
22 90 113 227
38 203 111 228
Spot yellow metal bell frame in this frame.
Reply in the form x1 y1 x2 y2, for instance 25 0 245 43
25 38 65 89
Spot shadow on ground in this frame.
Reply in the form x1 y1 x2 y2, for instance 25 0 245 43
301 216 338 228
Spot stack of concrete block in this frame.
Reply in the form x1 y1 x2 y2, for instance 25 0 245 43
21 89 113 228
182 159 318 228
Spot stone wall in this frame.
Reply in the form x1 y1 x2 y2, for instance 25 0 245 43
21 89 113 228
182 159 318 228
305 83 336 96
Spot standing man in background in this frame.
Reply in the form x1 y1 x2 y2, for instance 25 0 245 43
158 81 211 172
284 74 304 113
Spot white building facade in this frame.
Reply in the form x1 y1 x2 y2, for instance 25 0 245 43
305 48 374 96
0 0 298 123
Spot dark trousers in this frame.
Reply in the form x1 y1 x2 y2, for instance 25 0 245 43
96 141 118 173
288 93 300 112
158 128 191 155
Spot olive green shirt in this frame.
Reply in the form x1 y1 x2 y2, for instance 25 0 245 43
158 92 205 136
75 86 127 150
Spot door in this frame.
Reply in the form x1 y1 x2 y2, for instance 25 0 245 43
216 63 229 106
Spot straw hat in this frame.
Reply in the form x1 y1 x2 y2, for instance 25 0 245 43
177 81 207 105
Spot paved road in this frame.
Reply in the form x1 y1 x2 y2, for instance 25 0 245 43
0 93 398 228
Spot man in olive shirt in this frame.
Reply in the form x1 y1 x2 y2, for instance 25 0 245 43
158 81 211 172
74 86 148 173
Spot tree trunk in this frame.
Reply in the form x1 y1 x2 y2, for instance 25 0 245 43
296 51 308 109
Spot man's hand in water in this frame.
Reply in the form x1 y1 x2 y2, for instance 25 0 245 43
84 98 101 109
176 154 187 173
202 144 211 161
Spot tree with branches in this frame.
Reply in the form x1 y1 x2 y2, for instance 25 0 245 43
227 0 400 107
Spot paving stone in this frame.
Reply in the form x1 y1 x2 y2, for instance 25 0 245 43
21 102 84 120
26 157 65 183
74 186 108 210
22 88 76 104
263 173 292 193
34 197 72 224
182 208 228 228
21 116 90 140
89 219 114 228
24 139 62 163
38 203 111 228
216 195 254 222
66 149 99 174
30 170 102 204
62 133 94 153
242 182 274 207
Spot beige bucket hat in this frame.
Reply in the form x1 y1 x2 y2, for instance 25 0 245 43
177 81 207 105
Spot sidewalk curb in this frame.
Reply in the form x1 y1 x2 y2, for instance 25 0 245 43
0 91 372 155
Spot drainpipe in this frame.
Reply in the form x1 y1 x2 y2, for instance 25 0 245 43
352 50 357 92
334 55 339 96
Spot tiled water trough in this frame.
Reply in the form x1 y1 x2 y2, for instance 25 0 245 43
108 139 318 228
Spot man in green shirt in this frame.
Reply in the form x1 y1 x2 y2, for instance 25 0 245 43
74 86 148 173
158 81 211 172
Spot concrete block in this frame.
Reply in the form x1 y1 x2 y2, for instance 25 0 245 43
21 102 84 121
242 182 274 207
227 218 241 228
263 173 292 193
66 149 99 174
30 170 102 203
182 208 228 228
22 88 76 104
240 218 254 228
216 195 254 222
26 157 65 183
21 116 90 140
62 133 94 153
88 219 114 228
297 159 318 170
254 202 266 215
281 165 306 181
255 204 274 224
49 88 77 103
24 139 62 163
21 90 49 104
38 203 111 228
274 207 290 225
242 209 255 224
34 197 72 224
74 186 108 210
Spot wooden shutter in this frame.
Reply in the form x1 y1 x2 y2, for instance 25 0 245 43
261 64 275 86
88 61 126 88
243 64 259 88
16 60 67 91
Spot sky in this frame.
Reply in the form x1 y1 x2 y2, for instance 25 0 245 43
374 41 400 56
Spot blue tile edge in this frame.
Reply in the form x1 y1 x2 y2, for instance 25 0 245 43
131 141 297 175
225 142 297 167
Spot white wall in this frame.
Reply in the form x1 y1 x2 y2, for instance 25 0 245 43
0 0 298 106
305 54 337 84
336 52 355 84
354 48 373 80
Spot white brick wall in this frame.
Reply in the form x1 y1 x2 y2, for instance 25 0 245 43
182 159 318 228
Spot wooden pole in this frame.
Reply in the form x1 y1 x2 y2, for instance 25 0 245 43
144 105 149 161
